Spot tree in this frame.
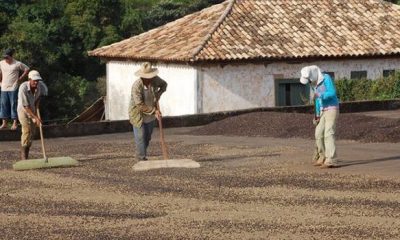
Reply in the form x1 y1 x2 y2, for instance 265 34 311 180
0 1 86 120
0 0 234 121
142 0 223 31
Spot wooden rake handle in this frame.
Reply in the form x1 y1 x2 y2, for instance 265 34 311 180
37 108 48 162
156 102 169 160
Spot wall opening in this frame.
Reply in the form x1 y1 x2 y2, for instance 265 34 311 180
351 71 367 80
383 69 395 78
275 79 309 106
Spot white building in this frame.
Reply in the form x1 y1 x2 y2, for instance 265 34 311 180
89 0 400 121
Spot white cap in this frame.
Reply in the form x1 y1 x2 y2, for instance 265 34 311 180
28 70 42 81
299 66 324 85
299 67 311 85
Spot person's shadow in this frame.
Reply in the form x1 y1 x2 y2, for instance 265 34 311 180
339 155 400 167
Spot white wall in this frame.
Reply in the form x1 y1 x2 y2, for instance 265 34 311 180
264 58 400 80
106 61 197 120
199 58 400 113
198 65 275 113
106 58 400 118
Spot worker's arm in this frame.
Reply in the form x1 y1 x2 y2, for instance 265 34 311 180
154 77 167 101
24 106 41 126
19 68 29 82
131 82 156 115
314 97 321 117
312 97 322 126
153 77 167 120
18 62 30 84
33 82 48 124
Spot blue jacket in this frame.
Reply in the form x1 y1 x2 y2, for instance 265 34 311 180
314 74 339 117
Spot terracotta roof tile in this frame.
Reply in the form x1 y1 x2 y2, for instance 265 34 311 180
89 0 400 62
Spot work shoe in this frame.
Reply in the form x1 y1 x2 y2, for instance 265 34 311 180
313 161 322 166
320 164 338 169
321 158 338 168
313 156 325 166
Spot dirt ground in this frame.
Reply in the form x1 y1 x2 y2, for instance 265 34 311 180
1 111 400 239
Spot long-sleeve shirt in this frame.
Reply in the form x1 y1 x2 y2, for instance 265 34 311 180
314 74 339 117
128 76 167 127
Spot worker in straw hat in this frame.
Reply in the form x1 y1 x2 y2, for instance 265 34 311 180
17 70 48 160
129 62 167 161
300 65 339 168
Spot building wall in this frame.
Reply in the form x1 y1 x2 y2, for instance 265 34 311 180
106 58 400 119
106 61 197 120
199 58 400 113
265 58 400 80
198 64 276 113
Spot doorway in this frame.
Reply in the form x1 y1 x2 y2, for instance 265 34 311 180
275 79 309 106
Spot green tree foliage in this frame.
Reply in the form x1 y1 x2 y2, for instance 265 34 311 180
65 0 122 50
143 0 223 30
0 1 17 34
119 0 158 37
0 0 222 122
385 0 400 4
0 1 84 120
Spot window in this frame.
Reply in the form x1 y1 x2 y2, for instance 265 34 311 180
383 70 395 78
351 71 367 80
324 72 335 80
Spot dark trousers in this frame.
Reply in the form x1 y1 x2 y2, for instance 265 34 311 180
133 120 155 160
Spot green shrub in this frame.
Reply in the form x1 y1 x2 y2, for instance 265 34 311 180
335 73 400 102
335 78 355 101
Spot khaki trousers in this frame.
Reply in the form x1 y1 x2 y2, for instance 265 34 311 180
18 110 36 147
315 109 339 166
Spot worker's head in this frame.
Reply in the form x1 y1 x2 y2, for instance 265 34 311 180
28 70 42 89
300 65 324 87
135 62 158 84
2 48 15 64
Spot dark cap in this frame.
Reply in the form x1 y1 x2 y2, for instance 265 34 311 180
3 48 15 58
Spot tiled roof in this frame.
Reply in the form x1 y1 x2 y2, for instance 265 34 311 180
89 0 400 62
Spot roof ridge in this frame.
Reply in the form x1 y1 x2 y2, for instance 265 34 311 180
88 2 228 56
191 0 236 61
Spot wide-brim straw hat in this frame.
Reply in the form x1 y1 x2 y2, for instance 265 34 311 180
135 62 159 79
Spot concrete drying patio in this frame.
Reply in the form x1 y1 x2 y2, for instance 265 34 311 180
0 125 399 239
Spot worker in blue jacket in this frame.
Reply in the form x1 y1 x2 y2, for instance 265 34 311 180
300 66 339 168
